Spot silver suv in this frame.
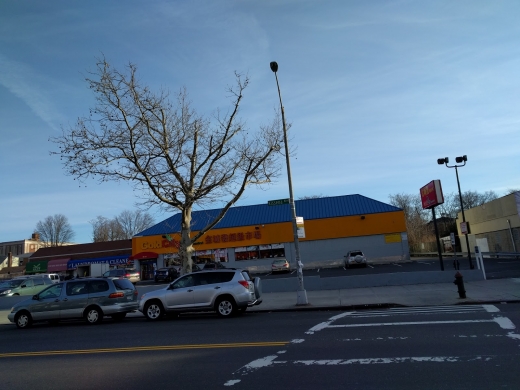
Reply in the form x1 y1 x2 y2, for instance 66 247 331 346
8 277 138 329
139 269 262 320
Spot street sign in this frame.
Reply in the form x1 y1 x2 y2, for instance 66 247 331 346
268 198 289 206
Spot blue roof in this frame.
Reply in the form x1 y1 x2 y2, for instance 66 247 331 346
136 194 401 236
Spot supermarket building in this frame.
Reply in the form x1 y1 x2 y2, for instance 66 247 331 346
131 194 409 277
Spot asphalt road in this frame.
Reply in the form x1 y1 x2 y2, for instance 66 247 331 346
0 304 519 389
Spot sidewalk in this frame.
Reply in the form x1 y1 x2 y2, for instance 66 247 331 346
246 278 520 312
2 278 520 325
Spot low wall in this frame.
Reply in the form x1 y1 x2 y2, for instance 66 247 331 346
261 269 485 293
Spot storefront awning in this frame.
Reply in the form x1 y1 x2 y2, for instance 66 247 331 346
129 252 158 260
47 258 71 272
25 261 48 274
68 255 130 269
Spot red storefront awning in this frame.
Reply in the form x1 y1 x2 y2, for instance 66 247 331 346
47 258 71 272
129 252 158 261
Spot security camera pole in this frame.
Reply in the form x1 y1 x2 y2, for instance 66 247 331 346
437 155 473 269
270 61 308 305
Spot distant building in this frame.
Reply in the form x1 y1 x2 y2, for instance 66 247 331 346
457 191 520 254
0 233 43 278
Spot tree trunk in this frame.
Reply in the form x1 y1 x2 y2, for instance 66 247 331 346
180 206 194 275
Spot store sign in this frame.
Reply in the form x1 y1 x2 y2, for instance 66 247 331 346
460 222 470 235
268 198 289 206
296 216 305 238
420 180 444 209
204 230 262 245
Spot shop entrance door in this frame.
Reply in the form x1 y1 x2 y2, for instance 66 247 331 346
141 261 156 280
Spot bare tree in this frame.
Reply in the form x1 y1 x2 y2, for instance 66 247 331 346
388 193 432 253
51 58 283 273
90 216 124 242
35 214 75 247
298 194 327 200
461 190 498 209
91 210 155 241
115 210 154 239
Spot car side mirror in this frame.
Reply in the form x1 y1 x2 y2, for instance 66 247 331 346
32 294 39 300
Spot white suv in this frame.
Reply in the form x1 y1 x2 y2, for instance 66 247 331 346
344 250 368 268
139 269 262 320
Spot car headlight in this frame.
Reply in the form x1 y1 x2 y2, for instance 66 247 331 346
1 289 11 295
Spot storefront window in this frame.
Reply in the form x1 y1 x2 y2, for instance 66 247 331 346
236 244 284 260
164 249 228 266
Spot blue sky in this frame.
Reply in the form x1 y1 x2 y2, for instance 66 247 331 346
1 0 519 244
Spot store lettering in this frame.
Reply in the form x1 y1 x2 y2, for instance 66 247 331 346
141 239 180 250
205 230 261 245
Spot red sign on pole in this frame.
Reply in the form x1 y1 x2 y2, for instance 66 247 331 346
420 180 444 209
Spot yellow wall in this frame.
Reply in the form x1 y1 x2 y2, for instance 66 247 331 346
132 211 406 255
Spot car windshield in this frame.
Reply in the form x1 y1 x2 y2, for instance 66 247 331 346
350 251 363 256
2 279 25 288
273 260 287 264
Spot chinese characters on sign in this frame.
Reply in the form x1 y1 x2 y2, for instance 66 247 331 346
205 230 262 244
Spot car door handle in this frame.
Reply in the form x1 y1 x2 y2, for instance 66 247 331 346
63 298 68 302
54 299 60 302
188 289 193 292
214 286 221 289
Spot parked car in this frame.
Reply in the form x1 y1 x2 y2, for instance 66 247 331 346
102 268 141 284
8 277 138 329
40 273 61 283
154 267 178 283
202 261 226 270
0 276 54 297
344 250 367 268
271 259 290 273
171 263 202 275
139 269 262 320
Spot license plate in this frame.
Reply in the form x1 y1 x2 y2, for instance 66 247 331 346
127 296 133 301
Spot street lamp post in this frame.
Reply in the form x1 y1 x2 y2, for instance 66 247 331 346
270 61 308 305
437 155 474 269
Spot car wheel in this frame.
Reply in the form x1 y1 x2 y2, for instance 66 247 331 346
111 313 127 321
154 278 158 283
345 262 350 269
216 296 236 317
15 311 32 329
84 307 103 325
144 301 164 321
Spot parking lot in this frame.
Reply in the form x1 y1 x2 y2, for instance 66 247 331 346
256 256 520 281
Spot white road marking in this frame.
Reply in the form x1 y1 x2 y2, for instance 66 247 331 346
291 339 305 344
291 355 495 365
306 312 354 334
393 263 403 267
507 332 520 340
483 305 500 312
224 380 241 386
328 319 497 328
367 264 374 268
493 316 516 330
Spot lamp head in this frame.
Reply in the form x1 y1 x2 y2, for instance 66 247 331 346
437 157 448 165
270 61 278 73
455 155 467 163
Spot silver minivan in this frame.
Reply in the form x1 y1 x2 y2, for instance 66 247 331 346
8 278 139 329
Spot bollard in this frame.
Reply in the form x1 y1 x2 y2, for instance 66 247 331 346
453 271 466 298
